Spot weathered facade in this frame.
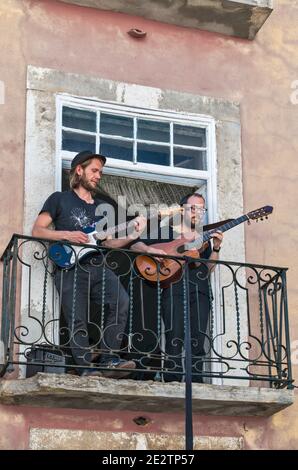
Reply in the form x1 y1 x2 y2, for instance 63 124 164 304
0 0 297 450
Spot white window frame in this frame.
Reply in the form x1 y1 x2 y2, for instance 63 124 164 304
56 95 218 225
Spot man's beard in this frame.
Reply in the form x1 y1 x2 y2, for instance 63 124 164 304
184 216 196 230
80 173 96 193
185 217 202 231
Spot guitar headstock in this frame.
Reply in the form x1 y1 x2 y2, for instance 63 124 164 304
247 205 273 222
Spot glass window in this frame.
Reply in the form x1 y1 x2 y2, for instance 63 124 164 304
62 130 96 153
174 148 207 171
101 138 133 162
61 105 209 172
138 143 170 166
62 107 96 132
100 113 133 138
137 119 170 143
174 124 206 147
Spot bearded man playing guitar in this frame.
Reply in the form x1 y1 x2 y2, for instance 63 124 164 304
131 192 223 383
32 151 147 378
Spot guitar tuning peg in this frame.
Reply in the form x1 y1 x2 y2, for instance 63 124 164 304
265 216 268 219
261 218 263 221
247 220 251 225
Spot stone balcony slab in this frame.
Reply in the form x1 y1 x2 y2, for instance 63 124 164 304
59 0 273 40
0 373 293 416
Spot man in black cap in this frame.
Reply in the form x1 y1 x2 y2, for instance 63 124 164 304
32 150 146 378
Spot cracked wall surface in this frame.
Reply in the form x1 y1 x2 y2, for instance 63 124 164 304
29 427 243 450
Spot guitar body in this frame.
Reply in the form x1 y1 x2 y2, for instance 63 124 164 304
48 230 99 269
48 243 74 269
135 205 274 287
135 239 208 288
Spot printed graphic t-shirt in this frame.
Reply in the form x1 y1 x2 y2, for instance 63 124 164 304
40 190 105 233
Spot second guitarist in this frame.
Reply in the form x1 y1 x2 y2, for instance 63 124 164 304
131 192 223 383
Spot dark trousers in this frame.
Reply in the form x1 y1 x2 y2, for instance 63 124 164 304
162 286 210 383
55 262 129 368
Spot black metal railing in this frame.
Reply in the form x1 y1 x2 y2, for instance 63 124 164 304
0 234 294 390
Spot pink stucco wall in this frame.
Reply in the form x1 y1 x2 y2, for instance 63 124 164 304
0 403 286 450
0 0 297 449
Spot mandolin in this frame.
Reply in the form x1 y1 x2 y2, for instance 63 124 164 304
135 205 273 288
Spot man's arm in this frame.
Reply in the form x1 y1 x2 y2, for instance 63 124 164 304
101 238 133 249
129 241 167 263
207 231 223 272
32 212 89 244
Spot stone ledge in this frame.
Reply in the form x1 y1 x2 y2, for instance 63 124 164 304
59 0 273 40
0 373 294 416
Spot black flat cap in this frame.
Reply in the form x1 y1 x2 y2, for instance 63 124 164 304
71 150 106 169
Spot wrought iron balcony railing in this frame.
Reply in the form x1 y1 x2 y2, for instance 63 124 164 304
0 234 294 389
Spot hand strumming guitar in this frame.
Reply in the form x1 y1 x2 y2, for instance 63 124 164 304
130 242 167 263
63 231 89 244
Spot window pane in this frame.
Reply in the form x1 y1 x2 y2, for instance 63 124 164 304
138 143 170 166
174 124 206 147
137 119 170 142
100 113 133 138
100 137 133 162
62 131 96 153
174 148 207 170
62 107 96 132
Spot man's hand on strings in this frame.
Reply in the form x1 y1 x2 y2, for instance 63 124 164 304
64 231 89 244
134 215 147 234
210 230 223 250
128 215 147 239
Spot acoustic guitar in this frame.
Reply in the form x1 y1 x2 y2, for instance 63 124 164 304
135 205 273 288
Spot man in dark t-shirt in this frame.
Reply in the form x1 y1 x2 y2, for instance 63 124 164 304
131 192 223 382
32 151 146 378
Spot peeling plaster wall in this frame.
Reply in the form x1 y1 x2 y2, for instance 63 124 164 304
0 0 297 450
29 427 243 450
0 404 251 450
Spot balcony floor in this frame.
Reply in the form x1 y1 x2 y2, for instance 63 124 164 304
0 373 294 417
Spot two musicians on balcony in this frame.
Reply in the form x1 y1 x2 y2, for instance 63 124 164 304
32 151 223 382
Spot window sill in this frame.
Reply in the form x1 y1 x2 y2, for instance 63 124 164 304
59 0 273 40
0 373 294 417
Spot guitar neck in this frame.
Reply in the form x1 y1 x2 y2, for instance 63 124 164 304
95 211 169 240
203 214 249 242
101 220 129 239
